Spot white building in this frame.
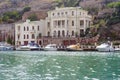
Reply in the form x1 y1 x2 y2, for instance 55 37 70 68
46 7 92 37
15 7 92 46
15 19 45 45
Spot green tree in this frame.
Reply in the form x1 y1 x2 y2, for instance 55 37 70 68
2 16 9 22
2 11 21 23
23 6 31 13
7 36 13 45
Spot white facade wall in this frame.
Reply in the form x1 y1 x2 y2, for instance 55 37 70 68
46 7 92 37
15 7 92 46
15 19 46 45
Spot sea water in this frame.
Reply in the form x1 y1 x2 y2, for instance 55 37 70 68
0 51 120 80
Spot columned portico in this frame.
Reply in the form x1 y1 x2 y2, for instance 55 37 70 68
46 7 92 38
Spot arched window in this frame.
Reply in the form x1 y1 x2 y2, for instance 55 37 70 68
72 20 74 26
32 26 34 30
24 27 26 31
24 35 25 39
72 11 74 16
27 35 29 39
32 34 35 39
38 26 40 31
58 30 60 37
72 31 74 36
62 30 65 37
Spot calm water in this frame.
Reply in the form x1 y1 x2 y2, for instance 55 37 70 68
0 51 120 80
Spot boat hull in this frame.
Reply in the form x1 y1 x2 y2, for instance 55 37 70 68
0 46 14 51
96 48 114 52
44 48 57 51
16 47 40 51
66 48 82 51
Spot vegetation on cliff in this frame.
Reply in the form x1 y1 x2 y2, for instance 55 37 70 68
91 2 120 40
0 7 31 23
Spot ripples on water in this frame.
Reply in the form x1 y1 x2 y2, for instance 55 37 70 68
0 51 120 80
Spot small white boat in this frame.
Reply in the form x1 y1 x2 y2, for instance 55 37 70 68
0 42 14 51
115 48 120 51
16 43 40 51
44 44 57 51
96 42 114 52
66 43 83 51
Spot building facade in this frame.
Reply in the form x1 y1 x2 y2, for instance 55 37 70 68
46 7 92 37
15 19 45 45
15 7 92 46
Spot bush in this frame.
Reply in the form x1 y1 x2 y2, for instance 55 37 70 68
23 7 31 13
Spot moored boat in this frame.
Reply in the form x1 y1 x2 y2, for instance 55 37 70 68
66 43 83 51
44 44 57 51
16 43 40 51
96 41 114 52
0 42 14 51
115 48 120 51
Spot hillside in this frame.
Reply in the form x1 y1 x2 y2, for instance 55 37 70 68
0 0 55 14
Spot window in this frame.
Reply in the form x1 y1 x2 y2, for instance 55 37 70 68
24 35 25 39
24 27 25 31
62 20 65 27
38 26 39 31
72 20 74 26
48 32 50 37
52 13 54 16
80 20 84 26
58 21 61 27
38 33 42 38
27 35 29 39
58 30 60 37
18 34 20 39
72 11 74 16
80 29 84 37
32 26 34 30
72 31 74 36
48 22 50 28
32 34 35 39
62 30 65 37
